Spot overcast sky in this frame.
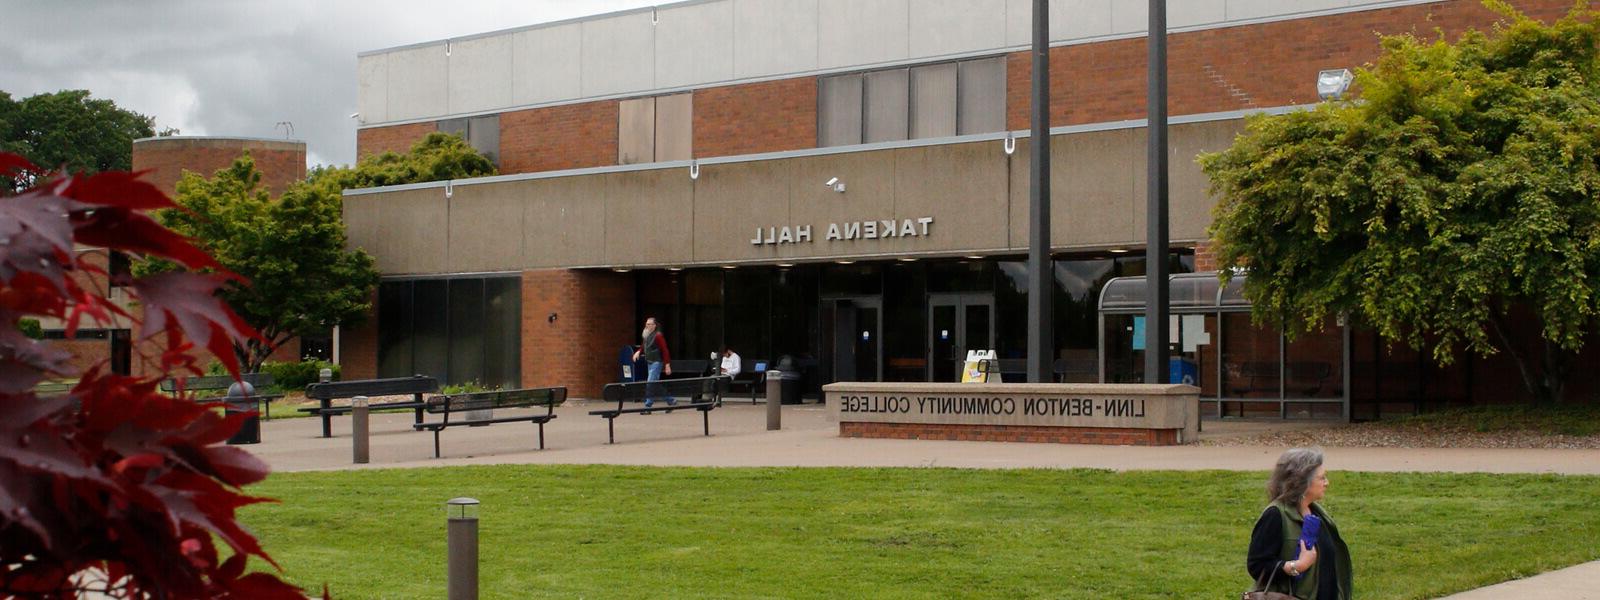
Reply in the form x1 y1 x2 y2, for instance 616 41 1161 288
0 1 657 167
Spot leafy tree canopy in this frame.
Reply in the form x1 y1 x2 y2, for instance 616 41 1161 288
307 131 495 194
0 90 155 188
152 156 380 372
1200 2 1600 403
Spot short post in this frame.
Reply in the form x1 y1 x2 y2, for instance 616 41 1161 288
765 371 782 430
352 395 369 464
446 497 480 600
319 367 332 384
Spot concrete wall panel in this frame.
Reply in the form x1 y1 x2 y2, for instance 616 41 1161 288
1229 0 1351 20
582 12 657 97
691 160 794 262
818 0 910 69
522 177 607 268
604 170 695 265
786 151 900 259
1173 0 1229 28
733 0 819 79
371 187 449 275
892 142 1009 253
446 181 524 272
909 0 1009 58
511 23 582 105
1056 129 1140 248
386 44 448 122
356 54 388 124
1168 119 1244 241
656 1 735 89
1005 0 1113 45
343 195 382 261
447 35 512 115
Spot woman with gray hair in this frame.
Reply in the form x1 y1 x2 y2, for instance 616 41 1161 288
1246 447 1353 599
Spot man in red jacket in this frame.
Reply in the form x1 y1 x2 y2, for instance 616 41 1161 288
632 317 673 407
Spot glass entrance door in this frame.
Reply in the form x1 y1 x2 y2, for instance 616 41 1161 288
824 296 882 382
928 293 995 381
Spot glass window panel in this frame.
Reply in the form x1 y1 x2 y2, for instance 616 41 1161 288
995 261 1029 362
957 57 1006 135
482 277 522 390
468 115 499 165
448 278 485 387
818 74 863 147
654 93 693 161
437 117 468 139
772 266 819 391
820 263 880 296
1056 258 1115 381
724 268 771 363
910 63 957 139
682 270 723 363
1285 318 1342 399
412 279 450 382
864 69 909 143
1099 277 1145 309
378 281 414 378
618 97 655 164
1221 313 1280 399
1103 314 1141 383
883 262 927 381
927 260 992 293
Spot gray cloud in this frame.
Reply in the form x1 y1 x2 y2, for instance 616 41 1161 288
0 0 654 167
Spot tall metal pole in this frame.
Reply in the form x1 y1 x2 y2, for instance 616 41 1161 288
1026 0 1054 383
1144 0 1171 384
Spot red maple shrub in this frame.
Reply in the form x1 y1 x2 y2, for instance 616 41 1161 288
0 152 315 598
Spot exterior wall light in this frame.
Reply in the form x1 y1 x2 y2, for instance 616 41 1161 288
1317 69 1353 100
688 160 699 180
1003 134 1016 155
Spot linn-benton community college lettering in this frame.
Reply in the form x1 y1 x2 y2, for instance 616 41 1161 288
751 217 934 245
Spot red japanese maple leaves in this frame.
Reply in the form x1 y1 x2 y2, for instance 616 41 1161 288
0 154 315 598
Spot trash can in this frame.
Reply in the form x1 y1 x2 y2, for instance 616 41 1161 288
1168 357 1198 386
765 369 802 405
225 381 261 445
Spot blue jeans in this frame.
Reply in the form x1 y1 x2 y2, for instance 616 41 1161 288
644 361 673 406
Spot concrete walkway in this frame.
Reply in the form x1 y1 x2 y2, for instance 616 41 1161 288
246 401 1600 598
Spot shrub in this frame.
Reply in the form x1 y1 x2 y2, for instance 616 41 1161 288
260 359 340 389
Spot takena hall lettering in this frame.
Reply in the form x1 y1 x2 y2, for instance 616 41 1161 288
751 217 934 246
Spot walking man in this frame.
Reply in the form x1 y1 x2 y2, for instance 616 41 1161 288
632 317 673 407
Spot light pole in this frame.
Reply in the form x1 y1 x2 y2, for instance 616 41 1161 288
1144 0 1171 385
1026 0 1054 383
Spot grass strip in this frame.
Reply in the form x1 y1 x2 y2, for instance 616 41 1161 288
242 465 1600 599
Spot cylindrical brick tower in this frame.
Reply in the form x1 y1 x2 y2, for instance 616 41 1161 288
131 136 306 198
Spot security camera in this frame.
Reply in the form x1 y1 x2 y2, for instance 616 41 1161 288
825 177 838 186
348 112 361 119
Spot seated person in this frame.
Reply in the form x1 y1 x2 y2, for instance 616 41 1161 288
718 346 742 378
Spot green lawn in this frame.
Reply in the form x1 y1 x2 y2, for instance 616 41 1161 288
1376 403 1600 437
242 466 1600 599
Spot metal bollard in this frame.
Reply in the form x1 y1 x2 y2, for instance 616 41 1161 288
319 367 333 384
352 395 369 464
765 371 782 430
447 498 479 600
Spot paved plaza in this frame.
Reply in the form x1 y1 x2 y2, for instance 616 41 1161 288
247 400 1600 598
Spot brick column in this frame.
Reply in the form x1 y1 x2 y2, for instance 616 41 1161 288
338 289 380 380
523 269 635 399
1193 240 1220 273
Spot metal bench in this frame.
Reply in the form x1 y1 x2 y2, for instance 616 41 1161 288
589 375 726 444
299 375 439 438
160 373 283 418
412 387 566 458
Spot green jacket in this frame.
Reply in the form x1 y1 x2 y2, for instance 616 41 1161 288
1267 500 1353 600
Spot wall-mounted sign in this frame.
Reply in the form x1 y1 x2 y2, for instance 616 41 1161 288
751 217 934 246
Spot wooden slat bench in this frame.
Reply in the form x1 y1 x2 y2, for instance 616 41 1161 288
299 375 439 438
412 387 567 458
590 376 727 444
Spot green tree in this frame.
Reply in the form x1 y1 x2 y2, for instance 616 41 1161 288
152 156 380 372
307 131 495 193
0 90 155 188
1200 2 1600 404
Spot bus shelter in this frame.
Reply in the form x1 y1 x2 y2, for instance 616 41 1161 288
1098 272 1350 421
